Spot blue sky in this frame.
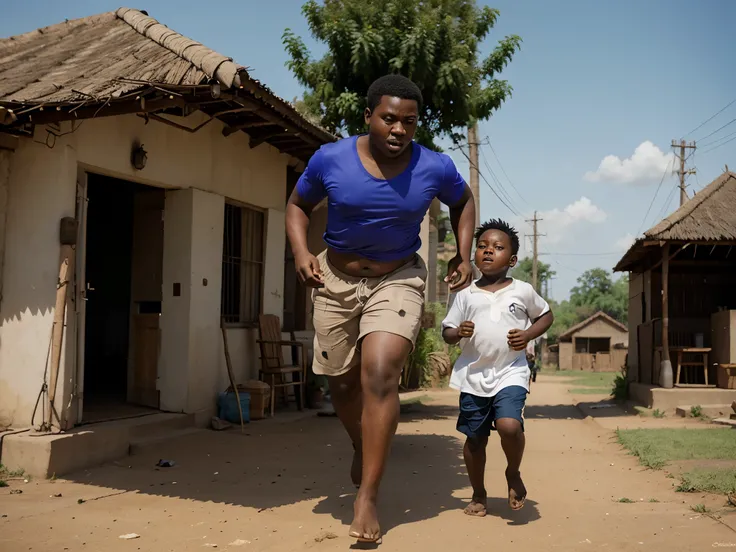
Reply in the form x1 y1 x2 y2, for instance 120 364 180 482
3 1 735 299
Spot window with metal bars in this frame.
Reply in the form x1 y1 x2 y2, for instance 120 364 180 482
221 202 265 325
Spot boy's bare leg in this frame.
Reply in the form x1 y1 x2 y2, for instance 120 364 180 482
463 436 489 516
496 418 526 510
327 367 363 487
349 331 411 542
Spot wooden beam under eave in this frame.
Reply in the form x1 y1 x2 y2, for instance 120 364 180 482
221 120 276 137
249 131 295 149
3 96 186 127
227 95 320 147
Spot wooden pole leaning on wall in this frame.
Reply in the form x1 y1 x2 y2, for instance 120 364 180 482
47 217 78 430
221 318 245 433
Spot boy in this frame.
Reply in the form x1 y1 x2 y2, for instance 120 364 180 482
442 219 554 516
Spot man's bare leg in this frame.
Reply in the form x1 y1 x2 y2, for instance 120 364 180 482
327 366 363 487
349 331 411 542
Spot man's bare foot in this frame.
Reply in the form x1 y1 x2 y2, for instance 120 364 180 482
463 492 487 517
351 443 362 488
506 469 526 510
349 492 381 543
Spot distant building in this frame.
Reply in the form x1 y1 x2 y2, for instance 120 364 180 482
558 312 628 372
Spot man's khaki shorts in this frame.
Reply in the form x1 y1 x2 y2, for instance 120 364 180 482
311 250 427 377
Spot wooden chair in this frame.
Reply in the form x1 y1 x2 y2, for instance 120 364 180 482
257 314 306 417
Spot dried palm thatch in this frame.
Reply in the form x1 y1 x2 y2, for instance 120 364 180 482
615 171 736 272
0 8 334 154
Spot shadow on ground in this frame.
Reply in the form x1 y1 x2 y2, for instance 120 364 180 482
60 407 540 537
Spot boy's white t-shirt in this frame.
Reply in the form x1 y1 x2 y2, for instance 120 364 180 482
442 278 550 398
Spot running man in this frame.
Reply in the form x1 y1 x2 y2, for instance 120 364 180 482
286 74 476 542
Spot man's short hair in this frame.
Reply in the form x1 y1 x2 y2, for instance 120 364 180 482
475 218 520 256
366 75 423 112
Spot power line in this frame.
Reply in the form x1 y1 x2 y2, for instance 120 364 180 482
636 157 673 237
456 146 522 217
683 97 736 139
483 138 531 208
695 117 736 143
654 184 678 222
700 129 736 149
700 133 736 157
542 251 621 257
479 148 522 214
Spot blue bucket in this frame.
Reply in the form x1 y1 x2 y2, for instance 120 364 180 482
217 391 251 424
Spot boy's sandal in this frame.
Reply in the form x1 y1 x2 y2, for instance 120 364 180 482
508 489 526 511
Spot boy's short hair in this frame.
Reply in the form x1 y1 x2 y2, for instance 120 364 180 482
475 218 520 255
367 75 423 112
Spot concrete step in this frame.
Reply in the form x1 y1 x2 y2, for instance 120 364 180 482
129 427 205 455
675 404 733 418
1 413 197 479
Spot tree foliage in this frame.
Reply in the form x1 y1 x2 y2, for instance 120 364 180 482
547 269 629 343
283 0 521 148
511 258 555 296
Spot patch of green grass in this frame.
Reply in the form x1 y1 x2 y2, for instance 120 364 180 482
0 465 24 478
612 371 629 401
653 409 666 418
690 405 703 418
676 468 736 495
617 497 635 503
691 504 709 514
400 394 432 406
649 498 660 503
0 480 7 488
616 428 736 470
551 370 618 396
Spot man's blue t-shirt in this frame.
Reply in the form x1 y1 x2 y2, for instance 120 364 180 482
296 135 467 262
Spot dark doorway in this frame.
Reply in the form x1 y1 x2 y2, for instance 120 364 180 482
82 174 164 423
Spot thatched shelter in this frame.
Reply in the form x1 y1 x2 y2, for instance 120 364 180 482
615 170 736 405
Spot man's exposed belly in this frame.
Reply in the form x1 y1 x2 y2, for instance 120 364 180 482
327 247 414 278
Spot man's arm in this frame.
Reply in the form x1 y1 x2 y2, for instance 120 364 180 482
444 185 476 291
286 187 324 287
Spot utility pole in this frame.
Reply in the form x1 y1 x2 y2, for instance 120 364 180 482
525 211 544 292
468 124 480 228
671 139 697 206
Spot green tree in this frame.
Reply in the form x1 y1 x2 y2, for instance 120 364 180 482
283 0 521 148
546 268 629 343
511 258 556 296
570 269 628 324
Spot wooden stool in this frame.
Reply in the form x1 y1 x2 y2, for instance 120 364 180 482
674 347 712 387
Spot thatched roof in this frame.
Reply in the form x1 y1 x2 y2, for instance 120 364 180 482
0 8 335 158
615 170 736 272
558 311 628 342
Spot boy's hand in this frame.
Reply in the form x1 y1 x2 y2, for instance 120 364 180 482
458 321 475 338
507 328 529 351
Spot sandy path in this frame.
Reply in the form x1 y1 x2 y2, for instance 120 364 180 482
1 376 734 551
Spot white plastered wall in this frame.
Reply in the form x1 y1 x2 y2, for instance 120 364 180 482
0 111 293 427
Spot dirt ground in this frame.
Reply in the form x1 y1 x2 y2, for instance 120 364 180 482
2 375 735 551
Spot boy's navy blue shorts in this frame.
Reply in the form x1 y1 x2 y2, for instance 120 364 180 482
457 385 527 439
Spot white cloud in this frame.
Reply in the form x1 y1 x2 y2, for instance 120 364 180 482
614 233 636 251
584 141 674 185
514 197 607 253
